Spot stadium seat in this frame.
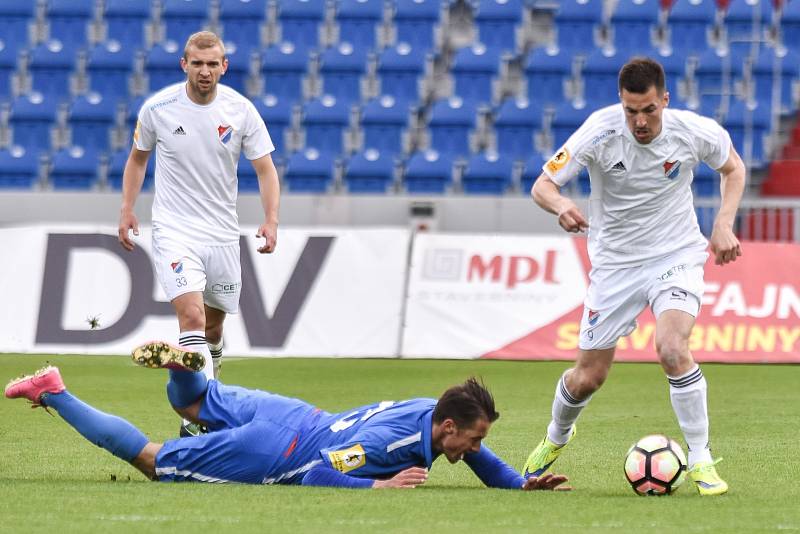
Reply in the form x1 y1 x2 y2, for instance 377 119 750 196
334 0 384 50
694 49 730 107
318 42 369 104
253 94 292 152
283 148 335 192
427 97 480 157
523 47 572 106
361 94 412 155
724 0 773 58
106 148 155 190
220 42 250 96
551 102 596 149
645 47 686 99
580 50 627 105
46 0 94 48
451 44 502 103
473 0 523 52
161 0 211 45
403 149 453 194
29 40 79 98
49 146 100 189
237 152 259 191
277 0 326 52
9 93 59 153
393 0 441 51
376 42 427 101
344 148 395 193
219 0 267 49
462 152 513 194
724 100 770 168
68 93 117 153
493 97 543 161
0 43 17 100
145 42 184 92
782 0 800 48
0 3 35 54
102 0 151 49
520 153 545 193
260 42 309 102
610 0 660 50
667 0 716 54
752 47 800 116
0 146 40 189
762 160 800 196
301 95 351 154
553 0 603 54
86 40 136 102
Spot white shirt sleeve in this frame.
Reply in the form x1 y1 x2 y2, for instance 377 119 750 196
133 105 156 151
241 101 275 160
692 114 732 170
541 114 600 186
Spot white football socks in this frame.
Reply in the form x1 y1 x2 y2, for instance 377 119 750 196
179 331 214 381
546 371 591 446
668 365 712 467
208 339 223 380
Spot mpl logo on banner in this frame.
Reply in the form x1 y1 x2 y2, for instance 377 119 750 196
0 224 409 357
402 233 588 358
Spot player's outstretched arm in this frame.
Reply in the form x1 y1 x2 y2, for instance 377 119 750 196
709 144 745 266
251 154 280 254
301 465 427 489
464 445 571 491
521 473 572 491
118 147 151 251
531 174 588 234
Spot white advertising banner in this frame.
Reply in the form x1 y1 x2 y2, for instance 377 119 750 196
0 224 409 357
401 233 588 358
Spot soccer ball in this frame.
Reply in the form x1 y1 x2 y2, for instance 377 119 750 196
624 434 687 496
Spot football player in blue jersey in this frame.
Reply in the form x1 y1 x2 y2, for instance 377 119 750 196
5 341 569 491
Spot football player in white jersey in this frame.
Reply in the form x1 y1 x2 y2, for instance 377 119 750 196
117 31 280 436
523 57 744 495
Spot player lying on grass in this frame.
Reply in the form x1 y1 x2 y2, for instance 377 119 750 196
5 342 570 491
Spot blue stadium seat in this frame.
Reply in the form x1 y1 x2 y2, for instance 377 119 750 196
253 94 292 152
783 0 800 47
520 152 545 193
474 0 523 52
0 3 35 54
752 47 799 116
403 149 453 194
376 42 426 101
451 44 502 103
551 102 595 149
523 47 571 106
0 44 17 99
494 97 543 161
667 0 716 53
125 95 145 138
0 146 40 189
86 40 135 102
393 0 441 51
107 148 155 190
462 152 512 194
103 0 151 49
724 100 770 167
361 95 412 155
9 93 59 153
162 0 210 45
145 42 184 92
344 148 395 193
319 42 369 104
427 97 480 157
68 93 117 153
46 0 94 48
610 0 659 50
581 50 627 104
220 42 250 96
49 146 100 189
219 0 267 49
694 49 729 105
643 47 686 99
284 147 335 192
277 0 326 52
554 0 603 53
302 95 350 154
724 0 772 58
237 152 259 191
260 42 308 102
29 40 78 98
335 0 384 50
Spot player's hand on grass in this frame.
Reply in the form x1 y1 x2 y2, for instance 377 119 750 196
118 210 139 251
521 473 572 491
373 467 428 489
709 223 742 265
557 202 589 234
256 221 278 254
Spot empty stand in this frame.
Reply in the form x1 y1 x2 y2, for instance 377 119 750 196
344 148 396 193
403 149 453 194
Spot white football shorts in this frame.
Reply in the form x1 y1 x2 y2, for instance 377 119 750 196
151 232 242 314
578 246 709 351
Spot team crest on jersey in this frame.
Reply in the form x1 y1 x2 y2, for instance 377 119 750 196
218 125 233 145
546 147 570 174
663 160 681 179
170 259 185 273
328 444 366 473
588 309 600 326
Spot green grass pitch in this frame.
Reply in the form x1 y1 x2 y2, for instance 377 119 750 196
1 354 798 533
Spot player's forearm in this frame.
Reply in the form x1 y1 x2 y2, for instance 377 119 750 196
464 446 526 490
532 175 571 216
257 167 280 225
301 465 374 489
120 162 147 212
715 164 746 229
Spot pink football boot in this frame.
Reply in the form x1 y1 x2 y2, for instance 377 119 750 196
5 365 66 407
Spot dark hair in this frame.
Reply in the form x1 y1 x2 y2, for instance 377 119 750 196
432 377 499 428
618 57 666 95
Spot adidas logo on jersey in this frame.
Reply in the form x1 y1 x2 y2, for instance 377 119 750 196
611 161 626 171
173 126 186 135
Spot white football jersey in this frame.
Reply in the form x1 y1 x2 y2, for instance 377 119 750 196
135 83 274 244
542 104 732 268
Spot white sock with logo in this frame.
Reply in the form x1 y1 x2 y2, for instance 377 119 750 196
209 339 223 380
668 365 712 467
546 371 591 445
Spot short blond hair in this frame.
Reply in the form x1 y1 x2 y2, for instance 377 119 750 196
183 31 226 60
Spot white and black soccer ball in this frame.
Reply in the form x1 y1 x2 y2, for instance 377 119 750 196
624 434 687 496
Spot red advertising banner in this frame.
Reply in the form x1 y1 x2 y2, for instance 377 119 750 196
483 239 800 363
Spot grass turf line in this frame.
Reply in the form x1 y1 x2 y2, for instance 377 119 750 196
0 354 798 533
